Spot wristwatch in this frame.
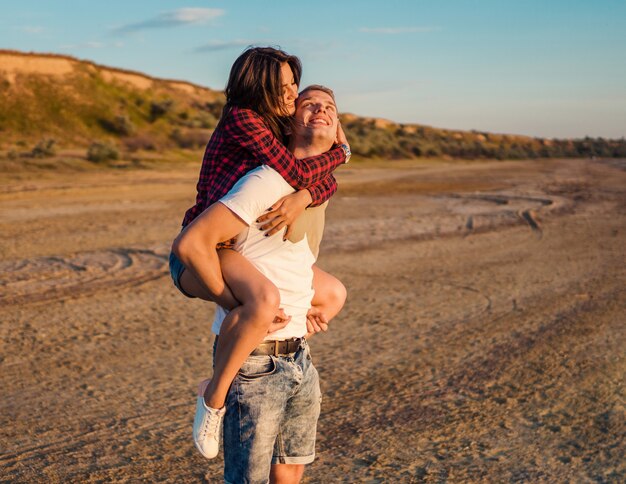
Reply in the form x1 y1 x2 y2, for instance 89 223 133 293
339 143 351 163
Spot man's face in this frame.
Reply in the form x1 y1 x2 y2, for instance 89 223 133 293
291 90 338 144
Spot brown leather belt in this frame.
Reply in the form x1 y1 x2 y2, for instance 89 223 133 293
250 337 304 357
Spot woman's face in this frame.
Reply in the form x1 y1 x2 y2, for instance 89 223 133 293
279 62 298 116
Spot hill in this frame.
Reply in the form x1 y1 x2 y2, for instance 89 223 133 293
0 49 224 153
1 49 624 161
340 114 626 160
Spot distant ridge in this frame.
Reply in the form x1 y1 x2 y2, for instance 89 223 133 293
0 49 212 93
1 49 624 160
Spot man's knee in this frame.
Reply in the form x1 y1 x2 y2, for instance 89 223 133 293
270 464 305 484
324 278 346 316
332 279 347 309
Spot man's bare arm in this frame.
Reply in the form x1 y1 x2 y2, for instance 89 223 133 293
172 202 247 310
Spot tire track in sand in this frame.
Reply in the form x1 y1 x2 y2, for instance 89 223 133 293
0 245 169 307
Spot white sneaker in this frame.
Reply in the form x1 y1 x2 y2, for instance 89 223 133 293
192 384 226 459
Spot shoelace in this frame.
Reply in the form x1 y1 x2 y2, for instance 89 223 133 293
200 409 221 440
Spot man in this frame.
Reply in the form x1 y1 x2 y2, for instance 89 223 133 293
174 86 347 483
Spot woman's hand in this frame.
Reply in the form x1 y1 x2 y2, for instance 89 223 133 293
304 306 329 339
336 121 349 147
267 308 292 334
256 189 312 240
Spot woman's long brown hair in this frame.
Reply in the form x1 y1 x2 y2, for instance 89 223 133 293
220 46 302 143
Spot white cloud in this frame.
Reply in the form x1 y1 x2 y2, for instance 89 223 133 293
359 26 439 34
169 8 223 24
20 26 44 34
113 8 225 34
193 38 336 57
194 39 264 52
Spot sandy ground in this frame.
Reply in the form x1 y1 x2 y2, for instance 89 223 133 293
0 158 624 483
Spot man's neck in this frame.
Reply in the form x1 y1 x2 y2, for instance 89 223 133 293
288 137 333 159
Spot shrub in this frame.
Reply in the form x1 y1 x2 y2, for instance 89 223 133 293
124 134 157 152
170 128 210 149
150 100 174 121
87 141 119 162
176 110 217 129
425 145 442 157
118 115 135 136
99 115 135 136
200 100 225 119
31 138 56 158
612 139 626 157
193 111 218 129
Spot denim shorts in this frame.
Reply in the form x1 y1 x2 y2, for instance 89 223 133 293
169 238 238 299
168 251 196 298
221 340 321 483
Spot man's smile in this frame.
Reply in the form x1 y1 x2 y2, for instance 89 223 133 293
308 116 331 126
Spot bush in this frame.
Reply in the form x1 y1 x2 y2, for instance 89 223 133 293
170 128 210 149
31 138 56 158
99 115 135 136
193 111 218 129
197 100 225 119
176 110 217 129
87 141 119 162
124 134 157 152
150 100 174 121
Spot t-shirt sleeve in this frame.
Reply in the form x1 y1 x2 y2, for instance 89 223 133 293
219 166 294 225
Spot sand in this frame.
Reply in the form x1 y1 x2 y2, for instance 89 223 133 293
0 158 624 482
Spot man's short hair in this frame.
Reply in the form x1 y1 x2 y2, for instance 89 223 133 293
298 84 337 106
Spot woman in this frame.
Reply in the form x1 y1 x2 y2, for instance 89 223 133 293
169 47 349 459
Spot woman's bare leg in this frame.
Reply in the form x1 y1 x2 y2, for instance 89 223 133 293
177 257 346 407
178 249 280 409
311 265 347 321
179 265 223 301
180 261 345 320
206 250 286 408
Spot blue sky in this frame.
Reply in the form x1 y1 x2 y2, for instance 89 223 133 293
2 0 625 138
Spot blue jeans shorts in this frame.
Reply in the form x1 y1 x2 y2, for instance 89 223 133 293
169 239 237 298
221 340 322 484
168 251 196 298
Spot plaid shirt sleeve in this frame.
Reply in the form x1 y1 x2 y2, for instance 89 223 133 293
224 107 345 205
307 174 337 207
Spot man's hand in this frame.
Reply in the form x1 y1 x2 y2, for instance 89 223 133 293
304 306 329 339
267 308 292 334
256 189 312 240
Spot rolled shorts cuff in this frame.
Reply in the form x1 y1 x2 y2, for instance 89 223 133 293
168 251 196 299
271 454 315 465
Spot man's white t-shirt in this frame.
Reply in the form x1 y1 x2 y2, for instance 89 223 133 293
212 166 316 340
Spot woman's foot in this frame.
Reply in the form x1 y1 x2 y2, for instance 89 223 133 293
193 379 225 459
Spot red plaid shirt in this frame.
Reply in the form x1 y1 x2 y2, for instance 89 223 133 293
182 106 345 226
